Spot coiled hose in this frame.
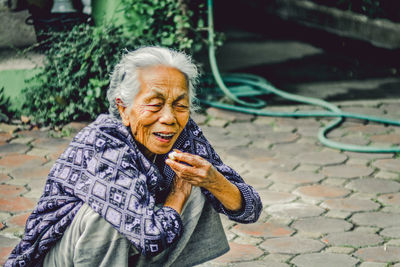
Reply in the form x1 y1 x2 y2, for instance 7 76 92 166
200 0 400 153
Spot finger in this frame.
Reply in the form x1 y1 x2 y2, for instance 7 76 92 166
166 159 205 182
169 159 207 177
166 159 196 175
172 154 214 180
173 152 207 167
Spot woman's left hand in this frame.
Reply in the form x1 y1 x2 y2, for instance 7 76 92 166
165 151 220 191
166 150 243 211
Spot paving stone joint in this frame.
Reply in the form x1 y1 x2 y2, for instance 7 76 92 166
1 100 400 265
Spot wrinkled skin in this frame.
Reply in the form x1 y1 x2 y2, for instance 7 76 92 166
117 65 242 214
166 151 242 211
118 65 190 157
118 65 192 213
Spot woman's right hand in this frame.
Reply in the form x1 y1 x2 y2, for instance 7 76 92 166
164 176 192 214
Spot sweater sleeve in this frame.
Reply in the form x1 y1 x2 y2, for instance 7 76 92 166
201 161 263 224
48 130 183 257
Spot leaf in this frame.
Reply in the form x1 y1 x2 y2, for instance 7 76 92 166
55 96 67 106
21 0 210 127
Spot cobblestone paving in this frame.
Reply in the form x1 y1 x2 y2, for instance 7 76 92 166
0 101 399 266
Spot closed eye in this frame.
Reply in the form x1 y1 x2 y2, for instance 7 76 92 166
174 104 189 111
176 104 188 108
146 104 163 111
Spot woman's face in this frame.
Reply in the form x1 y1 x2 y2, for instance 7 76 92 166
118 65 190 157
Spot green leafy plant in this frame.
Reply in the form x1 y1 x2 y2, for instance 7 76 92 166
0 87 13 122
120 0 209 54
22 23 138 126
22 1 215 126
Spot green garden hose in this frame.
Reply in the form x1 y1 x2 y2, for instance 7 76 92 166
203 0 400 153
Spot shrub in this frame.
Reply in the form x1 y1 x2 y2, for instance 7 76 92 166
22 23 138 126
0 87 12 123
120 0 208 53
22 0 211 126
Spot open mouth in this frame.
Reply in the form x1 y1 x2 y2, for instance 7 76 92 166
153 132 175 142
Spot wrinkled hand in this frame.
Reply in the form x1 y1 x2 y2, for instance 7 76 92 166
166 150 220 191
164 175 192 214
169 175 192 200
167 150 243 212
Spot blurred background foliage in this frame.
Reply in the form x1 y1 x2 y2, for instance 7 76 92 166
22 24 134 126
22 0 214 126
0 87 13 123
18 0 400 126
120 0 209 52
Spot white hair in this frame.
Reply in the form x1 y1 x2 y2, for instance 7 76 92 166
107 46 199 118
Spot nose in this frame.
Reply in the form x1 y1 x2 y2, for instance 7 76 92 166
159 106 176 125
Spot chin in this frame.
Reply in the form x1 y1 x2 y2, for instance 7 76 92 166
150 145 173 155
149 137 178 155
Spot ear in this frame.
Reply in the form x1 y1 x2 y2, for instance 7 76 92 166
116 98 130 127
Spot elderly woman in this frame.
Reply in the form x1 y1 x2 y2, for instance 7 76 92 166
6 47 262 267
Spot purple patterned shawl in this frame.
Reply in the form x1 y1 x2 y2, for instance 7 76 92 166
6 114 262 267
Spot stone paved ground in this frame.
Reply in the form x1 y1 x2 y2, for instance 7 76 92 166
0 100 399 266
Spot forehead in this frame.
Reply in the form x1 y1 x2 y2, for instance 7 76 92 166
137 65 188 95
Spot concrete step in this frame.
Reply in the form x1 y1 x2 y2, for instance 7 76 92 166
0 49 44 71
0 9 37 48
268 0 400 50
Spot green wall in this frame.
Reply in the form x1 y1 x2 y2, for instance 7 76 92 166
0 68 41 110
92 0 127 26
